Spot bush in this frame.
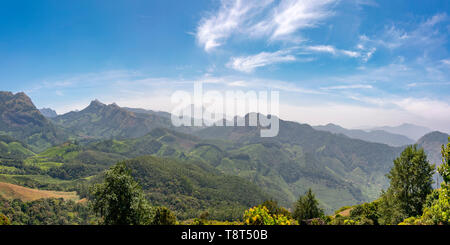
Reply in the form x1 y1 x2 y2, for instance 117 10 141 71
243 206 297 225
152 207 176 225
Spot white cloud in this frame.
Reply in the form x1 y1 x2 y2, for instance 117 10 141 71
195 0 337 51
227 49 296 72
196 0 273 52
304 45 367 59
257 0 337 41
321 84 373 90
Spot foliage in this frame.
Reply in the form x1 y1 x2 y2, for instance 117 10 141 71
0 213 10 225
151 206 176 225
400 138 450 225
0 196 93 225
91 162 152 225
243 206 297 225
349 201 380 225
293 189 324 223
379 145 435 225
121 156 269 221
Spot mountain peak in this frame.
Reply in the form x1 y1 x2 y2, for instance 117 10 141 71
39 108 58 118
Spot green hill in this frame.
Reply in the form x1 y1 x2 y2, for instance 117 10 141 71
121 155 270 220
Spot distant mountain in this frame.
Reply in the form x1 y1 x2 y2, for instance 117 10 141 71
417 131 449 167
367 123 432 141
122 107 171 118
0 91 64 152
51 100 176 140
314 123 415 147
39 108 58 118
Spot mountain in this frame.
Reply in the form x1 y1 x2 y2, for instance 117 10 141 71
51 100 176 140
0 91 64 152
192 114 403 212
39 108 58 118
367 123 432 141
314 123 415 147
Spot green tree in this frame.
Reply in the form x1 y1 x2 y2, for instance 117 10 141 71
400 137 450 225
151 207 176 225
438 137 450 184
91 162 152 225
293 189 324 222
379 145 435 224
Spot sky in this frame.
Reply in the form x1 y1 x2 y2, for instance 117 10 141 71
1 0 450 132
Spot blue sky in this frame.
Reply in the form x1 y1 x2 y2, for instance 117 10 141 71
1 0 450 132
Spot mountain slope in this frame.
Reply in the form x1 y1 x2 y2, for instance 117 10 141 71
314 123 414 147
121 156 270 220
368 123 432 141
0 91 64 152
193 114 403 212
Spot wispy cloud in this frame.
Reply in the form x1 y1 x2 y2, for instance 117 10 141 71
253 0 337 41
359 13 449 51
196 0 273 52
227 49 296 72
321 84 373 90
195 0 337 51
304 45 361 57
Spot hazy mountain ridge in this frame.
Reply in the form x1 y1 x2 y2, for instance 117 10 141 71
365 123 433 141
314 123 415 147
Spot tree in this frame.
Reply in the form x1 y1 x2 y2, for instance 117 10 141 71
379 145 435 224
91 162 152 225
400 137 450 225
293 189 324 223
151 207 176 225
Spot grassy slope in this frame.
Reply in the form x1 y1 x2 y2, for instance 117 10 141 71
0 181 79 202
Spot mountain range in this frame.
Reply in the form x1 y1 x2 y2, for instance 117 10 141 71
0 91 448 215
314 123 415 147
359 123 433 141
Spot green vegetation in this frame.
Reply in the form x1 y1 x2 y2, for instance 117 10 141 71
293 188 324 223
91 162 152 225
378 145 435 224
151 206 177 225
0 91 449 226
0 196 93 225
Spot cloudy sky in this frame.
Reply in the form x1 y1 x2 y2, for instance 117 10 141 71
1 0 450 132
